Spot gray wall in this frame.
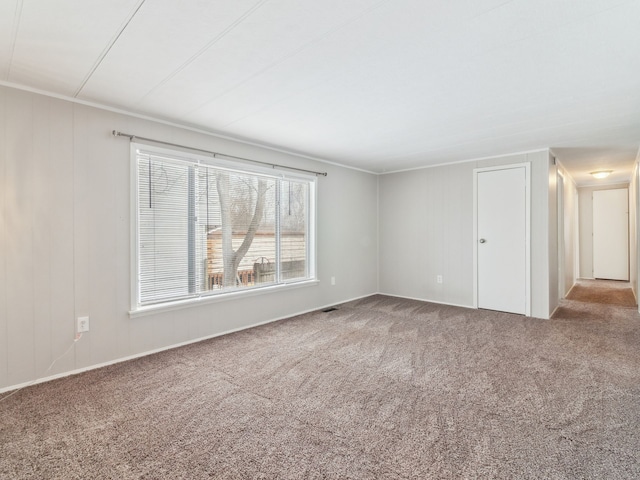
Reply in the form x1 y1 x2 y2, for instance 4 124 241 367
578 183 629 279
0 85 379 391
555 163 579 298
0 82 586 391
378 150 555 319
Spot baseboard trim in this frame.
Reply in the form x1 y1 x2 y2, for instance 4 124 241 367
0 292 376 395
549 281 578 319
376 292 474 311
565 282 578 297
376 292 554 319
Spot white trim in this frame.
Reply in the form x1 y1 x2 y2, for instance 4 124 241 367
0 80 377 175
564 281 578 298
473 163 531 316
130 143 139 312
0 292 374 394
554 158 578 188
376 177 380 292
473 170 478 309
309 180 318 280
377 292 473 310
130 142 318 312
0 82 566 178
576 181 631 189
130 279 320 318
380 148 549 175
636 152 640 314
557 169 566 299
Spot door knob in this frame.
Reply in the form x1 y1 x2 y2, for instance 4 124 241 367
479 238 486 243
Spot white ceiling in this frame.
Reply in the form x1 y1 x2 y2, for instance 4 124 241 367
1 0 639 183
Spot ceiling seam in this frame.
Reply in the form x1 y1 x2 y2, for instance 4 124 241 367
0 79 377 175
185 0 394 125
194 0 636 129
469 0 516 20
5 0 23 81
135 0 271 106
73 0 147 98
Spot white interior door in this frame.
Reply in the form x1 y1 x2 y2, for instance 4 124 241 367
593 189 628 280
476 166 528 315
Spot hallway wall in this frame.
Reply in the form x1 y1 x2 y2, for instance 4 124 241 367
556 163 578 298
630 160 639 300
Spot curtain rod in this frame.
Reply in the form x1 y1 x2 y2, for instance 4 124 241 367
112 130 328 177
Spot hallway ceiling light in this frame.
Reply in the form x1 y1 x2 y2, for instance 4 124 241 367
590 170 612 179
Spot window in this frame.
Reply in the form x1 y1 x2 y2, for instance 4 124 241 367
132 144 316 310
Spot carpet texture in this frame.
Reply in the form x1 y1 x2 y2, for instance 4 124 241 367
566 279 637 307
1 287 640 479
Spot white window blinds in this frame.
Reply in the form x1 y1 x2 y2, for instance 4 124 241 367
133 146 315 309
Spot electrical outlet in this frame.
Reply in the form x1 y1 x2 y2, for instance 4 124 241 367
331 276 336 286
437 275 443 284
77 316 90 333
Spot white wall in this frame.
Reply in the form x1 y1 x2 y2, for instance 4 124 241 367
630 160 639 300
555 163 578 297
578 183 629 279
547 153 559 316
378 150 554 319
0 85 379 391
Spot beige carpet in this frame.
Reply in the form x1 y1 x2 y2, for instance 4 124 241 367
1 291 640 479
566 279 637 307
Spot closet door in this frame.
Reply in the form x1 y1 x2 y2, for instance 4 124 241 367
593 189 628 281
476 165 528 315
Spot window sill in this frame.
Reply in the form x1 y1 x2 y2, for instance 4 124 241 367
129 279 320 318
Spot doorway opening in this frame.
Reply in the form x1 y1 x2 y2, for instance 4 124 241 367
552 279 637 320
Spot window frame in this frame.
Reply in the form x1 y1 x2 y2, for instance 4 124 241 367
129 142 317 316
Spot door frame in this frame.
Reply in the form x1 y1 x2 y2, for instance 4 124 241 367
473 163 531 316
592 188 629 281
557 170 565 299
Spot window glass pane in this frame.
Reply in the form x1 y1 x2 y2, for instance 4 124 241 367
196 166 221 293
201 169 277 291
279 179 308 281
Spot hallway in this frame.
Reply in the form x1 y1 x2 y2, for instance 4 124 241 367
553 279 638 321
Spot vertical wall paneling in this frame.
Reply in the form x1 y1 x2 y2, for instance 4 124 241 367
378 168 431 302
114 119 133 357
315 165 378 306
72 105 93 369
379 150 552 318
32 95 53 375
88 108 121 365
447 163 473 304
559 164 578 297
0 86 6 387
0 82 375 391
578 189 593 278
5 90 36 385
48 98 76 376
